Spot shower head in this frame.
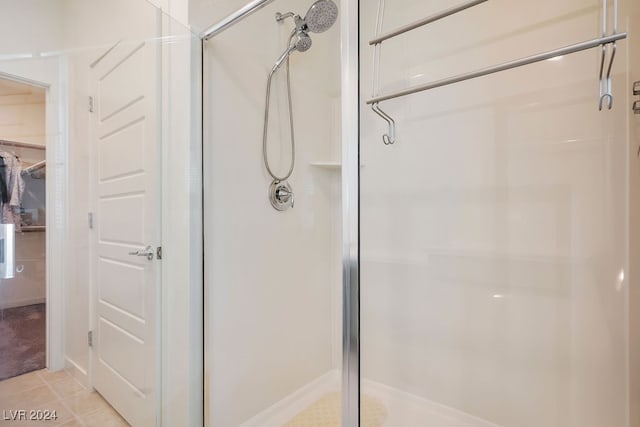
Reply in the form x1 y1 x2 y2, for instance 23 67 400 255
276 0 338 34
271 31 312 71
292 31 312 52
303 0 338 33
270 0 336 72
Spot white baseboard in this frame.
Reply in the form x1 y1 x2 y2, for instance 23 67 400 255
239 370 340 427
0 297 45 310
64 356 89 388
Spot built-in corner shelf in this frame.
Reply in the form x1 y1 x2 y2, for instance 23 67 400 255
309 161 365 170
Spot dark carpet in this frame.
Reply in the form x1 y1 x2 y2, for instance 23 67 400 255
0 303 46 380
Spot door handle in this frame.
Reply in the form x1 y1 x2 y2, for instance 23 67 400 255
128 245 154 261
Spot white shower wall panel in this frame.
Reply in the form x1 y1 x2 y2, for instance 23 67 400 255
204 0 341 425
361 0 633 426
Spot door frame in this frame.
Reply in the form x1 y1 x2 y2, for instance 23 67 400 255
0 60 69 374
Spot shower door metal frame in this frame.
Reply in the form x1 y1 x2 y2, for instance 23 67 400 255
340 0 360 425
200 0 362 425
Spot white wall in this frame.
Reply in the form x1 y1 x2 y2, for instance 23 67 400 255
203 0 341 424
147 0 189 28
360 0 634 426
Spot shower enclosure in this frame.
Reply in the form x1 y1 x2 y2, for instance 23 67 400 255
358 0 639 425
202 0 343 425
203 0 640 425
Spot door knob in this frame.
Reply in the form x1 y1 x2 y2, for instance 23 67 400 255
128 245 154 261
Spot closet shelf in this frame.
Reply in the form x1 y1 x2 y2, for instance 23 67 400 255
21 225 45 232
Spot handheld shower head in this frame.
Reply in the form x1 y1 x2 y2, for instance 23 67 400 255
292 32 312 52
264 0 338 208
304 0 338 33
271 31 312 71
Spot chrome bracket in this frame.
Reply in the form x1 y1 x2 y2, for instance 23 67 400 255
598 41 616 110
269 180 294 211
371 103 396 145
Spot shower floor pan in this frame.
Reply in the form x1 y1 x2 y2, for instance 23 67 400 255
239 371 499 427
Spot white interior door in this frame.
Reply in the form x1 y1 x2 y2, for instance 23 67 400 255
89 35 160 426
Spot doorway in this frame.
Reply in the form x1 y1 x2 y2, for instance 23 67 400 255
0 77 47 381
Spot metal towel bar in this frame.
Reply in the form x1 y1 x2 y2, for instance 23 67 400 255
368 33 626 105
369 0 626 144
369 0 488 45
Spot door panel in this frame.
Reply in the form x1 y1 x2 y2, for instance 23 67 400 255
90 30 159 426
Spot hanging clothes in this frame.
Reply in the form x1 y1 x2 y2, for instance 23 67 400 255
0 157 8 204
0 152 25 231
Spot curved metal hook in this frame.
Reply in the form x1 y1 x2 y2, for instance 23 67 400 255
599 93 613 111
598 44 607 110
605 41 617 109
371 103 396 145
598 42 616 110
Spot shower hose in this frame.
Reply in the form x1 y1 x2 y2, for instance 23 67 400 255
262 35 296 183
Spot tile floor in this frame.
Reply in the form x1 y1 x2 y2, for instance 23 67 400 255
283 392 388 427
0 369 128 426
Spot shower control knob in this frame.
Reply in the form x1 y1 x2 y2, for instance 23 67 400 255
277 187 294 205
269 180 295 211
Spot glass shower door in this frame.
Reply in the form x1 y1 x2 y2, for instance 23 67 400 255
360 0 635 426
202 0 343 425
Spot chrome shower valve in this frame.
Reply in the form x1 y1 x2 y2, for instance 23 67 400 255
269 180 294 211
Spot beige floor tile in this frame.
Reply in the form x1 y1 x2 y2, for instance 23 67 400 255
0 385 58 411
0 372 46 399
0 419 51 427
0 402 71 426
33 399 76 425
283 392 387 427
82 406 129 427
48 377 85 400
62 392 111 418
37 370 70 386
56 417 84 427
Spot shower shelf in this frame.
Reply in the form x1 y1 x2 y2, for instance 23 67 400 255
309 161 364 169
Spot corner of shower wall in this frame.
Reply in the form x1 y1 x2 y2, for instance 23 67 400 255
201 0 343 424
